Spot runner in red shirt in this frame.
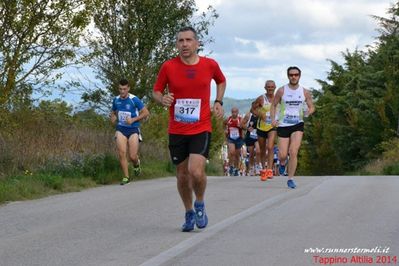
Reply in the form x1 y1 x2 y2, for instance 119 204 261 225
153 26 226 232
224 107 244 176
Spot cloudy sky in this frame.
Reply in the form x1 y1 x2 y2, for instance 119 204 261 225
195 0 394 100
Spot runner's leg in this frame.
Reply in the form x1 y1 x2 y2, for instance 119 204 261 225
228 142 236 169
257 136 267 169
287 131 303 178
278 137 290 167
176 158 193 211
267 130 277 172
248 145 255 173
188 154 207 202
128 133 140 165
115 131 129 177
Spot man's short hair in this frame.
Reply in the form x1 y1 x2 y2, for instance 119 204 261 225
265 80 276 87
177 26 198 40
119 79 129 86
287 66 301 76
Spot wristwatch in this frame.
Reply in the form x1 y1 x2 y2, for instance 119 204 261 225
214 99 223 106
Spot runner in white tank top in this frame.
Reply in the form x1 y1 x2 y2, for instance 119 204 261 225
278 84 306 127
270 66 315 189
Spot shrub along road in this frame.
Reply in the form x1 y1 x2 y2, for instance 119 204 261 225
0 175 398 266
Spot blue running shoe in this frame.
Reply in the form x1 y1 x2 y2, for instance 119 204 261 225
194 201 208 229
229 166 234 176
181 210 195 232
287 179 296 189
233 168 239 176
279 164 286 176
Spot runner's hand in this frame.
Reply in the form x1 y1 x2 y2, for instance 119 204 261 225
126 117 135 125
162 93 174 107
213 102 224 119
110 112 117 124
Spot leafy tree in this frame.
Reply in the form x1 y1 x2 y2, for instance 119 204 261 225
303 2 399 174
370 2 399 139
83 0 218 109
0 0 92 109
73 108 111 130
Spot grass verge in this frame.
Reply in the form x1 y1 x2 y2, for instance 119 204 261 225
0 155 175 205
0 155 223 205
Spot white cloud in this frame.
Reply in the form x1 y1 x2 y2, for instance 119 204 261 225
292 0 341 28
196 0 223 12
234 37 252 46
197 0 394 99
228 34 362 62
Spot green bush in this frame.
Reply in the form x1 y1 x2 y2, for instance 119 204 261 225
0 182 17 203
82 153 121 184
37 174 64 190
40 156 83 179
358 138 399 175
383 163 399 175
206 158 223 176
0 174 53 203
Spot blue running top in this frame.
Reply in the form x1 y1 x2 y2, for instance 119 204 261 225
112 94 145 129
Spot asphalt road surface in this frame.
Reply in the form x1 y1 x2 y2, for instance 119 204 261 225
0 175 398 266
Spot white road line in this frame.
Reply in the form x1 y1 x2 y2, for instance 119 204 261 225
139 177 326 266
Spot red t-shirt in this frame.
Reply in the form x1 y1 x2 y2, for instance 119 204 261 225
153 56 226 135
226 116 243 139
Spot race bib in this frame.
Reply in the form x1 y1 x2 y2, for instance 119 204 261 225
265 111 272 124
174 99 201 123
229 127 240 139
118 111 131 125
283 108 300 124
249 129 258 139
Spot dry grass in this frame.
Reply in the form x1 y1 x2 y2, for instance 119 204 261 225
0 108 176 203
359 138 399 175
0 107 176 179
0 125 116 178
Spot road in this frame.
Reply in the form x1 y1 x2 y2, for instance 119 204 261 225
0 175 398 266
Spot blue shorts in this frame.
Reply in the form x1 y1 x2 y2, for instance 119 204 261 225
228 137 244 149
116 126 141 140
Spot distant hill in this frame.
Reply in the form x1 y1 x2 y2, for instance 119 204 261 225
223 97 255 117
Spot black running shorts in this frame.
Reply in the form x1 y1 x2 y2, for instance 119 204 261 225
168 132 211 165
257 127 276 138
277 122 304 138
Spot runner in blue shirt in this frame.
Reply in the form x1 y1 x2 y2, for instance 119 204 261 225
110 79 150 185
